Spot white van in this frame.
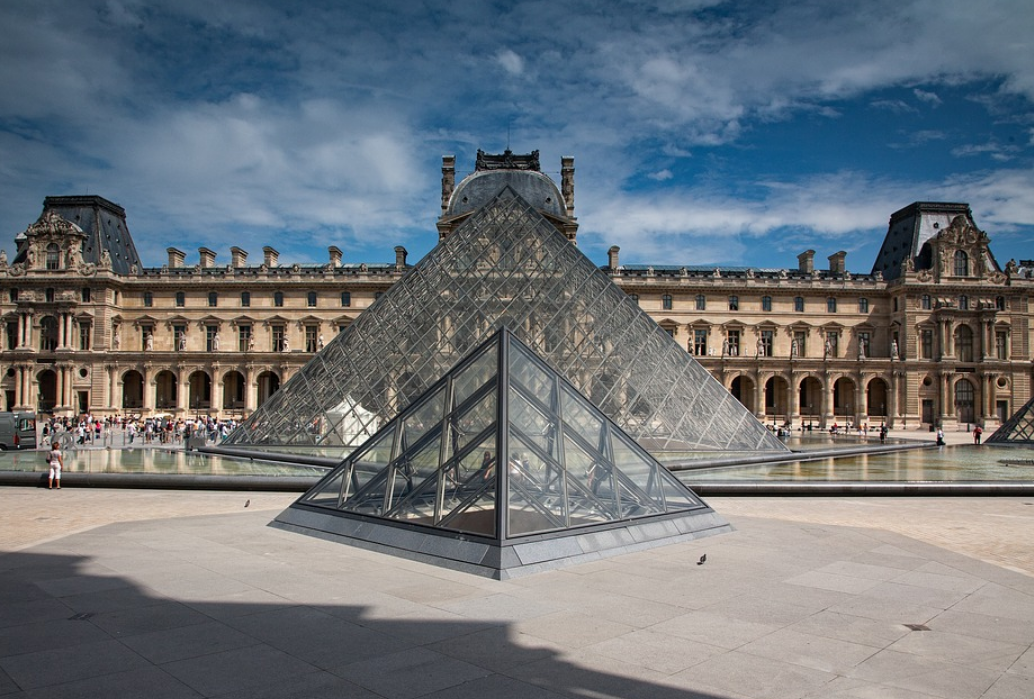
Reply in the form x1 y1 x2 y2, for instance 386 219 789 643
0 412 37 450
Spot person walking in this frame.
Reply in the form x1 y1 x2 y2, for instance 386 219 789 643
973 426 983 445
47 441 64 489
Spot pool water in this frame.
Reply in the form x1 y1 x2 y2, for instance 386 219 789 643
0 448 325 478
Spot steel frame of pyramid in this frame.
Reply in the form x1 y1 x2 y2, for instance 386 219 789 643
226 185 787 460
988 395 1034 444
273 328 731 579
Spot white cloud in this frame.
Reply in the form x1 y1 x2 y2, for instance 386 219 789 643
495 49 524 77
913 88 942 106
648 169 674 181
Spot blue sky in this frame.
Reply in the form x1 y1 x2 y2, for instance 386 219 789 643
2 0 1033 272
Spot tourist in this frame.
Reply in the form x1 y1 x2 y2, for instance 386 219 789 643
973 426 983 445
47 440 63 489
936 428 945 446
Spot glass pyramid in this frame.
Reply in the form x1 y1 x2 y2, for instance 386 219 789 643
274 328 731 578
227 184 786 459
987 396 1034 444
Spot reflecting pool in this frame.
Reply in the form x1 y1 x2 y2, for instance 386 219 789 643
678 444 1034 483
0 447 325 478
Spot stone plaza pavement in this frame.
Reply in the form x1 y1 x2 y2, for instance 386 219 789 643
1 488 1033 699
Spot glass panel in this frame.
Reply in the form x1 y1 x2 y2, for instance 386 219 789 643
302 469 347 508
507 434 566 535
451 343 498 407
402 386 445 449
453 390 496 454
439 434 497 536
383 434 443 523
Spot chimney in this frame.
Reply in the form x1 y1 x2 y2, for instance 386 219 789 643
167 247 186 269
230 246 248 268
798 250 815 274
263 246 279 268
328 246 342 268
561 156 575 218
828 251 847 274
394 246 408 271
608 246 620 269
441 155 455 215
198 247 216 268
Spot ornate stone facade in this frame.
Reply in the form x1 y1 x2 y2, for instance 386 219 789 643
2 170 1032 431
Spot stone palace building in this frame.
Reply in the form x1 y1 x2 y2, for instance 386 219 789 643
2 151 1031 432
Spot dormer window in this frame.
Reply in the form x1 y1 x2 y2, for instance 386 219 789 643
954 250 969 276
45 243 61 270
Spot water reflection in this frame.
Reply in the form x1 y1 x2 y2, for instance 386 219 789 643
0 448 324 478
679 444 1034 483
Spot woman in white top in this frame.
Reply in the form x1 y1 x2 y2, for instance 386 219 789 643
47 441 64 489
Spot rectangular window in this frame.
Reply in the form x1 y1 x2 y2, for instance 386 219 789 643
662 294 673 310
996 331 1008 360
728 296 739 311
305 325 318 352
628 294 639 305
858 332 871 358
695 295 706 311
9 288 18 302
794 296 804 312
921 329 933 359
174 325 187 351
827 297 837 313
921 295 932 310
693 329 708 356
238 325 252 352
726 330 740 356
793 331 806 358
143 292 153 307
760 330 773 357
5 321 17 350
241 291 251 307
78 322 92 350
81 288 91 303
341 291 351 307
761 296 772 312
858 298 869 313
271 324 285 352
205 325 218 352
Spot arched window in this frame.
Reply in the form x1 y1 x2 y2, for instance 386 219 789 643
340 291 351 307
307 291 318 308
208 292 218 307
662 294 673 310
954 250 969 276
45 243 61 270
695 294 706 311
274 291 284 307
761 296 772 312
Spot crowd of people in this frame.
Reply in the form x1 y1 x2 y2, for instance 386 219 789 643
39 414 241 448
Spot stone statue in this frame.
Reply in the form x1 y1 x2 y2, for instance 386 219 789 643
824 337 833 358
891 339 899 360
248 334 255 351
790 339 799 358
179 333 186 351
100 249 112 270
722 338 730 357
212 333 220 351
0 249 7 267
282 335 290 352
112 328 120 350
145 332 153 352
857 339 866 360
317 334 325 350
756 337 765 358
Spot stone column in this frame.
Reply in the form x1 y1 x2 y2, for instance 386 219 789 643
142 366 155 412
108 366 118 409
211 367 224 414
789 373 801 427
245 367 257 413
822 376 834 426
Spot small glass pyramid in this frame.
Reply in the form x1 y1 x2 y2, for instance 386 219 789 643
227 184 786 460
274 328 731 578
987 396 1034 444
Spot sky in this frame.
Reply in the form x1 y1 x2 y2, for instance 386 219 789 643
2 0 1033 272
